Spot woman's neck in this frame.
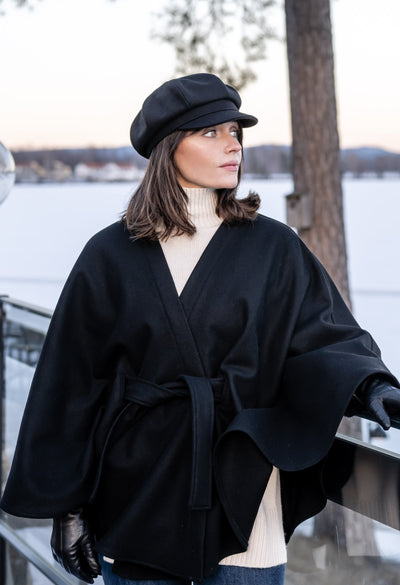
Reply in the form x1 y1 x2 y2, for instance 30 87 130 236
183 187 220 229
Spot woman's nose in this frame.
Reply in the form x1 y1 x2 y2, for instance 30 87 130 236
225 135 242 153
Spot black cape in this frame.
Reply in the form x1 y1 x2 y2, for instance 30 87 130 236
1 215 397 581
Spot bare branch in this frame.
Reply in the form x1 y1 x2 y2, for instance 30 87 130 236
152 0 277 89
0 0 40 11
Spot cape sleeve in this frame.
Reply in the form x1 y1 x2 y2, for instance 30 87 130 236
272 236 399 469
216 229 399 476
1 231 122 518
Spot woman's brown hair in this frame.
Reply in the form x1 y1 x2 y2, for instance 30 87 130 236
123 127 260 241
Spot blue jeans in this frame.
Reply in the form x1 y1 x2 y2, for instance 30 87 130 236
100 558 285 585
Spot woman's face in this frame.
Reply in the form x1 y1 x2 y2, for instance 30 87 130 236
173 121 242 189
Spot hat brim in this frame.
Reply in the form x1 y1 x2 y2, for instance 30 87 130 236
178 109 258 130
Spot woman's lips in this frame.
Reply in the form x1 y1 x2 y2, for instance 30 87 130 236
220 162 240 171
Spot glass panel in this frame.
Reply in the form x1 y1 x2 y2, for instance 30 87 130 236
1 299 400 584
3 521 54 584
286 503 400 584
1 303 56 583
4 539 69 585
1 300 104 585
338 414 400 457
2 303 49 481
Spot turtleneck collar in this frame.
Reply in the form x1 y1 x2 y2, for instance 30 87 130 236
183 187 221 229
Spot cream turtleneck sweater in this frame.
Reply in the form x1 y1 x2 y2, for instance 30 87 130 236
160 188 287 569
159 188 223 295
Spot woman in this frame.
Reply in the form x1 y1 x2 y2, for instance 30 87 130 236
2 73 400 585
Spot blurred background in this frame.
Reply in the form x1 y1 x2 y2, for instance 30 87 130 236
0 0 399 151
1 2 400 585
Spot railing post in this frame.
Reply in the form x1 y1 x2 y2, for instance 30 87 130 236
0 298 6 585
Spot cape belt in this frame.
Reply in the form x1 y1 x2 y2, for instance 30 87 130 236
124 375 224 511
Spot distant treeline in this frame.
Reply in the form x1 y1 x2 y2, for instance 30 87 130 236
12 144 400 177
12 146 148 170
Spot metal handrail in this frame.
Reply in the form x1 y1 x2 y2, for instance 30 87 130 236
0 519 76 585
0 295 53 318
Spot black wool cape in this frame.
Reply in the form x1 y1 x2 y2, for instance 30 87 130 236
1 215 397 582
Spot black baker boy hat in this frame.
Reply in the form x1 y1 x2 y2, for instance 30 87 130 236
130 73 258 159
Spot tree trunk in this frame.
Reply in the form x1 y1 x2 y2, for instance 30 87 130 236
285 0 351 307
284 1 381 560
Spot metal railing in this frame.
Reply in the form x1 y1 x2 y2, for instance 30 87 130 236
1 296 400 585
0 297 78 585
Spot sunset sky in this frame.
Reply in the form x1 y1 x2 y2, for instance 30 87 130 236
0 0 399 152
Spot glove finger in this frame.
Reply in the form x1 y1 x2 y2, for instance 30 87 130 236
51 545 73 574
63 556 95 584
81 535 102 575
86 552 102 575
50 525 63 564
74 549 99 583
85 557 101 576
77 537 101 580
61 542 97 583
382 395 400 413
51 550 63 567
68 568 94 584
370 399 391 430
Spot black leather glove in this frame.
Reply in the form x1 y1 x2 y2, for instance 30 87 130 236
355 377 400 431
51 508 101 583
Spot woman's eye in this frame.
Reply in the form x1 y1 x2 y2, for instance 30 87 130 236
202 127 239 137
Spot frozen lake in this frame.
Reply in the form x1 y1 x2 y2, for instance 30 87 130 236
0 177 400 379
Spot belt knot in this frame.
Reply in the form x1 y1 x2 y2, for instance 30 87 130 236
124 374 224 510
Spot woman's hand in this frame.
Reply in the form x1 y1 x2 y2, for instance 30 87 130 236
51 508 101 583
356 377 400 430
